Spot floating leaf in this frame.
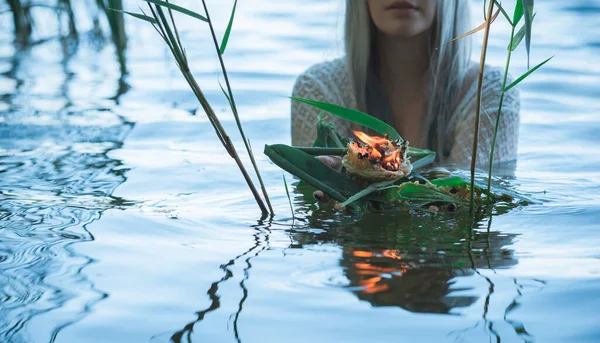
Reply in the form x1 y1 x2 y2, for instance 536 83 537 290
264 144 365 212
143 0 208 22
341 181 395 207
522 0 534 68
291 97 402 141
409 148 436 170
112 9 157 24
386 183 467 205
504 56 553 91
220 0 238 55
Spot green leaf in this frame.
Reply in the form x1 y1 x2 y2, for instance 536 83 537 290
508 13 536 51
504 56 553 92
291 97 402 141
430 176 469 188
386 183 467 205
493 0 513 26
341 180 395 207
264 144 365 212
513 0 524 26
522 0 534 68
112 9 157 24
220 0 238 55
143 0 208 22
409 148 436 170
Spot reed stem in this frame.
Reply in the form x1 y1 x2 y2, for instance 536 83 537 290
200 0 274 215
469 0 495 212
148 3 269 216
486 24 516 203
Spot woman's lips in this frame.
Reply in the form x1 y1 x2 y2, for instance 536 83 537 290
386 1 418 16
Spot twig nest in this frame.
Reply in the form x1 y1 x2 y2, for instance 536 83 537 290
341 133 413 182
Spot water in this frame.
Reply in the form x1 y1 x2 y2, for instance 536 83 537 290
1 0 599 342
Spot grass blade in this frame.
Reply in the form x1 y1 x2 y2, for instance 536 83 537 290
493 0 513 26
504 56 553 92
142 0 208 22
386 183 468 205
113 9 157 24
410 149 436 170
220 0 238 55
291 97 402 141
282 173 295 221
522 0 534 68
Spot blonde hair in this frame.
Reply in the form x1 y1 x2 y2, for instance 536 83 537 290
344 0 472 158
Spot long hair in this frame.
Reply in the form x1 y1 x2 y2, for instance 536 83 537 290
344 0 472 158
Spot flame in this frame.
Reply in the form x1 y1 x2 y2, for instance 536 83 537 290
351 130 404 171
353 130 389 146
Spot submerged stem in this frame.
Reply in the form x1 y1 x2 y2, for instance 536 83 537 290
470 0 495 212
486 25 516 203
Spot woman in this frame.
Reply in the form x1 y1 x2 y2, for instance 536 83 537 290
291 0 520 167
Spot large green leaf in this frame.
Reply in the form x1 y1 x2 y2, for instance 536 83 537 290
291 97 402 141
143 0 208 22
504 56 553 92
264 144 365 212
341 180 396 207
220 0 238 55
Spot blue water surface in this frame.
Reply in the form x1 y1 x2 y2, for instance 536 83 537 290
1 0 600 342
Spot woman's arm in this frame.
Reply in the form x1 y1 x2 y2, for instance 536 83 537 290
448 68 521 168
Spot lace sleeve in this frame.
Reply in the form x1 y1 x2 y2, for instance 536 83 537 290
291 61 354 147
448 68 521 167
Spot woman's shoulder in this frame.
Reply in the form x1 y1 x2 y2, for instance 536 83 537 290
296 57 350 83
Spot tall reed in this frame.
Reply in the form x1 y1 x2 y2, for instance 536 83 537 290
96 0 127 74
486 0 552 202
120 1 272 215
469 0 495 212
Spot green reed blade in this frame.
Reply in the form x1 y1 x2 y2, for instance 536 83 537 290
113 9 157 24
220 0 238 55
508 13 536 51
522 0 534 68
264 144 364 212
513 0 524 26
142 0 208 22
493 0 513 26
291 97 402 141
504 56 553 92
282 173 295 221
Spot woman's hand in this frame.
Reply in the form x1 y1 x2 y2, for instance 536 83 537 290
312 155 347 211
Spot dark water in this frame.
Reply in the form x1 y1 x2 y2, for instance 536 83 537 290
1 0 599 342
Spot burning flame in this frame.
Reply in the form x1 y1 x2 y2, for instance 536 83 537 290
352 130 404 171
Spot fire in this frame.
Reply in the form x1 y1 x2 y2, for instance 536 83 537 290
351 130 406 172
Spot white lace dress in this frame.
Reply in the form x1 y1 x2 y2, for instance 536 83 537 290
291 58 520 167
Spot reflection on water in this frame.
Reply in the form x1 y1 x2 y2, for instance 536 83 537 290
2 0 600 342
0 22 133 341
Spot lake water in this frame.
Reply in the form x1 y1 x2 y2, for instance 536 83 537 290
1 0 599 342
